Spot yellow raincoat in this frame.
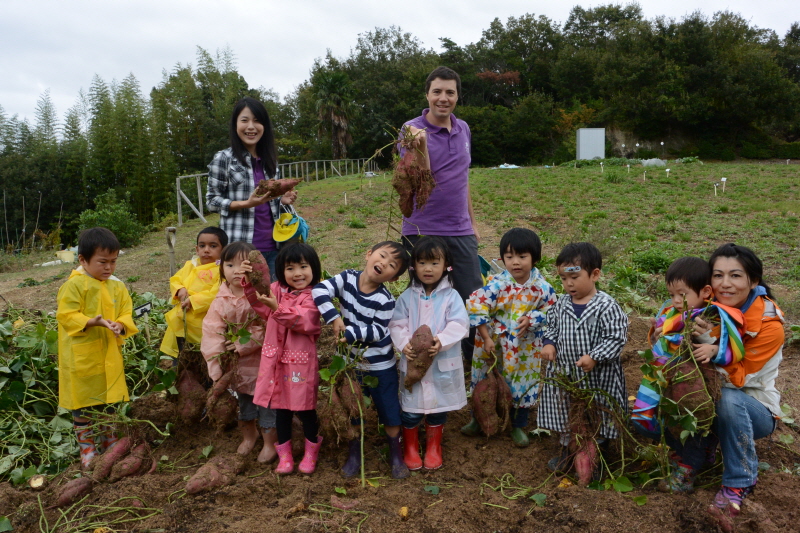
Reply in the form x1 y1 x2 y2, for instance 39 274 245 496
57 268 138 410
160 258 221 357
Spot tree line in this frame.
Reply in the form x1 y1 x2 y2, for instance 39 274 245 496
1 4 799 249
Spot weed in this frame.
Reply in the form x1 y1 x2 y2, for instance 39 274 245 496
632 249 672 274
347 217 366 229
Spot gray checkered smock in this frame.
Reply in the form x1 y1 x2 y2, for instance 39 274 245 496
539 291 629 439
206 148 281 244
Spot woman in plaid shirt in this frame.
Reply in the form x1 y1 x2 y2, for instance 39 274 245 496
206 97 297 279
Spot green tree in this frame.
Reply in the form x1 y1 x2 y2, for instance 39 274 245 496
312 65 355 159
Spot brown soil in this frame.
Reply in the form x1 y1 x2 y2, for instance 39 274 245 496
2 323 797 533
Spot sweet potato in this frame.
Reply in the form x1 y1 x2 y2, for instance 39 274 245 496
51 476 94 508
185 454 245 495
403 325 436 391
318 386 356 443
472 370 500 437
393 130 435 217
109 443 149 482
177 369 206 423
336 372 364 419
253 178 301 199
92 436 132 481
247 250 272 296
493 367 513 432
208 390 238 432
572 439 598 486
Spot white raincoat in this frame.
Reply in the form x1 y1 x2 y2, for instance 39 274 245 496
389 278 469 414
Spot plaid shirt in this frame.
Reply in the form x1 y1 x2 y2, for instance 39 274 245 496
206 148 281 244
539 290 628 439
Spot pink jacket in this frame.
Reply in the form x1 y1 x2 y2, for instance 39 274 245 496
243 280 321 411
200 282 265 395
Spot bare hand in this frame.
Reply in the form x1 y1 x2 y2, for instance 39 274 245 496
516 316 531 336
246 188 273 207
576 354 596 373
332 317 347 342
237 260 252 284
175 287 188 302
541 344 556 362
180 298 193 311
693 317 711 336
405 126 427 149
108 321 124 336
86 314 112 330
692 343 717 364
429 337 441 356
255 291 278 311
224 340 236 352
280 190 297 205
402 343 416 361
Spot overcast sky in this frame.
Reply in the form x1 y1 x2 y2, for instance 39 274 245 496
1 0 795 123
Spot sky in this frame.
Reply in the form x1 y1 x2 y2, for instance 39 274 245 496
1 0 795 123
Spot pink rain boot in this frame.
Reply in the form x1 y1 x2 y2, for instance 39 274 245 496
298 436 323 474
274 440 294 474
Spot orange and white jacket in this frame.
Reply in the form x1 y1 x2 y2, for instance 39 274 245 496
719 296 784 417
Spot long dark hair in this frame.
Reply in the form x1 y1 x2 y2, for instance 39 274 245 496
229 97 277 177
219 241 256 283
708 243 774 299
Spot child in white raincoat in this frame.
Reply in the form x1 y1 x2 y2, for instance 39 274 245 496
389 237 469 471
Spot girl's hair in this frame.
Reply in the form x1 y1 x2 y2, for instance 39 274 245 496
407 236 453 289
219 241 256 283
229 97 277 177
499 227 542 264
275 243 322 288
708 243 774 299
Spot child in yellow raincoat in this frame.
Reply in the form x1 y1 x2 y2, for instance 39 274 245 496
57 227 139 469
160 227 228 358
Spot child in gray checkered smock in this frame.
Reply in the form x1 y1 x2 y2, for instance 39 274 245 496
539 242 628 479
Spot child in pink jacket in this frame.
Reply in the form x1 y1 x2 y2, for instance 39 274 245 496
201 242 275 462
240 242 323 475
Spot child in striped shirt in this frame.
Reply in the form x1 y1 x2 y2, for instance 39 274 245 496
312 241 410 479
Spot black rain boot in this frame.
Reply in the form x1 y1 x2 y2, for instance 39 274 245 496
387 434 410 479
341 439 361 478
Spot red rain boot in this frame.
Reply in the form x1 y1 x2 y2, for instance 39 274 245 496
402 426 423 471
423 424 443 470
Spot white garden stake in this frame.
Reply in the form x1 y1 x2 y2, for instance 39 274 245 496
721 177 727 193
344 192 348 205
714 183 718 196
600 162 604 173
643 171 646 181
627 164 630 173
665 168 670 178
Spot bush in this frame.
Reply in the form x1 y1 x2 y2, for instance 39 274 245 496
78 190 149 248
776 142 800 159
632 248 672 274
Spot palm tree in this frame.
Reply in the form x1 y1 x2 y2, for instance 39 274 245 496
313 70 355 159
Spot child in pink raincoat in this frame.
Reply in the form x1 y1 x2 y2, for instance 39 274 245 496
201 242 274 462
240 242 323 475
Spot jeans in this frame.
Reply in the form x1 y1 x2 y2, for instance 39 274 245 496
401 411 447 428
259 250 279 283
633 387 776 487
238 393 276 428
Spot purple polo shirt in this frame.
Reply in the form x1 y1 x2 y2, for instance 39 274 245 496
252 158 276 252
400 109 472 236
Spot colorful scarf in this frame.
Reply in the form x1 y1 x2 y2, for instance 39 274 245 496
632 301 744 432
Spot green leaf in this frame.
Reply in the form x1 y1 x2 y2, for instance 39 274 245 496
0 457 14 476
779 433 795 445
200 445 214 459
679 414 697 432
318 369 331 382
529 493 546 507
6 381 25 403
424 485 440 495
329 355 346 373
366 478 381 488
237 328 252 345
334 486 347 495
639 349 654 363
587 480 605 491
362 375 379 388
679 430 692 443
632 495 647 506
758 461 771 472
0 515 13 532
612 476 634 493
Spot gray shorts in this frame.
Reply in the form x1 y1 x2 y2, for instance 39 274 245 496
238 393 276 429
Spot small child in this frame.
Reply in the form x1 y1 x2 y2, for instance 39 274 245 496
633 256 725 493
201 242 274 462
461 228 557 447
540 242 628 473
56 227 139 469
389 237 469 471
160 227 228 359
239 243 324 475
312 241 410 479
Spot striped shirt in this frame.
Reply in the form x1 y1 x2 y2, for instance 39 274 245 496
539 291 629 439
312 270 396 371
206 148 282 244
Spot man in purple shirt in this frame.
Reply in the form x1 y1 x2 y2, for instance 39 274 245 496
401 66 482 370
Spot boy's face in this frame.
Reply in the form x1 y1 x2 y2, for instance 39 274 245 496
196 233 223 265
557 263 600 305
668 281 712 310
363 246 402 285
79 248 119 281
502 248 533 284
